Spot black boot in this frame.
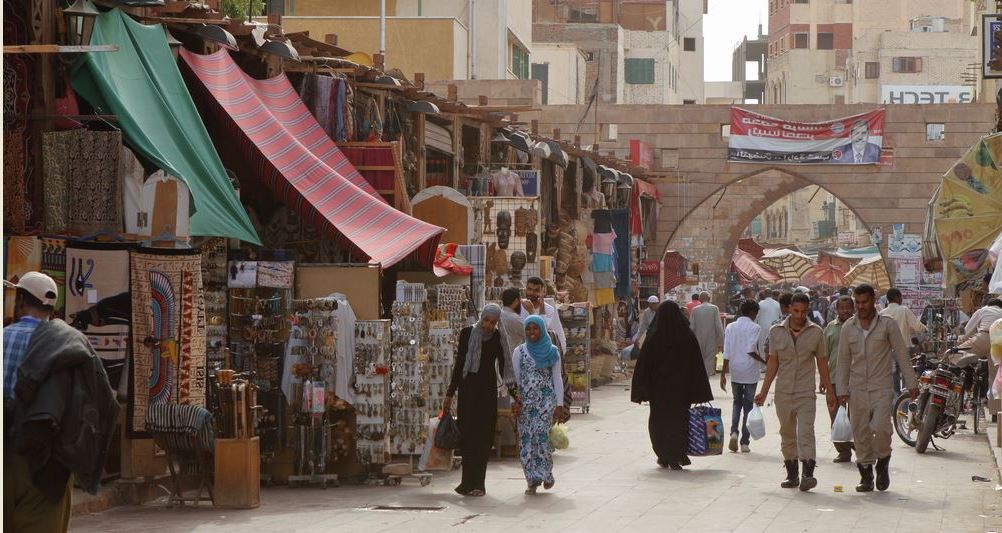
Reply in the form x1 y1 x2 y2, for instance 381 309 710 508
781 460 799 488
833 442 852 463
856 463 874 492
800 460 817 492
875 456 890 491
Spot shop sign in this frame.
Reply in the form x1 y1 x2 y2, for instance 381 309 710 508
727 107 885 165
638 260 660 276
515 170 540 197
880 85 973 104
629 139 655 170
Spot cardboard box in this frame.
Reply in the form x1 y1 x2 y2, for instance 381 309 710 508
214 437 260 509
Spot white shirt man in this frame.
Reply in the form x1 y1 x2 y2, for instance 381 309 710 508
879 300 925 349
724 316 764 386
756 295 781 355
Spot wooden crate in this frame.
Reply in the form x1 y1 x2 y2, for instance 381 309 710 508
214 437 260 509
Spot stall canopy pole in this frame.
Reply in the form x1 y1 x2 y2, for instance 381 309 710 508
379 0 386 61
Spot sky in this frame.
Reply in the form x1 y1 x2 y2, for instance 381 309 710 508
703 0 768 82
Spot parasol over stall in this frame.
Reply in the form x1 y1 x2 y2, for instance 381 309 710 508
844 255 891 292
800 262 847 288
759 249 814 283
933 133 1002 287
731 248 781 284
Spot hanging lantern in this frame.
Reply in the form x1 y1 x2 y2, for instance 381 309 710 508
63 0 99 47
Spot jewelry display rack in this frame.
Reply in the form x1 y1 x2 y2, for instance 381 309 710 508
354 320 391 464
390 296 430 455
286 298 340 489
426 284 470 416
560 303 592 414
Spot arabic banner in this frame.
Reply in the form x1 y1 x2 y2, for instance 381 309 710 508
728 107 885 165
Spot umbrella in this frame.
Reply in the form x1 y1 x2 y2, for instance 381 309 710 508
800 262 846 288
731 249 781 284
737 237 765 259
844 255 891 292
759 249 814 283
934 133 1002 286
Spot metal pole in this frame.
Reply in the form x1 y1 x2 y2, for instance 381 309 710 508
470 0 477 79
379 0 386 59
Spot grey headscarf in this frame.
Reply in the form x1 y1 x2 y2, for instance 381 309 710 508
463 303 502 378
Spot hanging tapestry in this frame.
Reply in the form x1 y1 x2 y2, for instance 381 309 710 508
40 236 67 316
129 249 206 435
4 236 41 322
257 261 294 288
65 242 132 362
42 132 72 232
4 1 34 231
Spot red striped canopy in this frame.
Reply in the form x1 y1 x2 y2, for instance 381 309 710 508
731 248 781 284
181 49 443 267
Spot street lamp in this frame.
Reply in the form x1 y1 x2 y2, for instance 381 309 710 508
63 0 99 47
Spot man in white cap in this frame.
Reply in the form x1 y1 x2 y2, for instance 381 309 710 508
3 272 58 401
5 271 118 532
633 295 660 349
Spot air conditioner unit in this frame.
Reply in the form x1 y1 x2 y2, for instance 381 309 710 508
829 76 844 87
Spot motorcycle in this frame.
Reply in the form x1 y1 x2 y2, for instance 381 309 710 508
893 349 989 453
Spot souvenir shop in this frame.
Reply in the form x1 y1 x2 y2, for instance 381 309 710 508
4 0 662 506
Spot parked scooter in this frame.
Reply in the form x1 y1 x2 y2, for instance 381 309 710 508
893 348 989 453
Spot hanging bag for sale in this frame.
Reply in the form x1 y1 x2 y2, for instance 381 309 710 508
831 405 854 443
686 403 724 456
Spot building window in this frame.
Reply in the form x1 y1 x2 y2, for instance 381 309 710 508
511 43 529 79
817 32 834 50
794 33 809 49
625 58 656 84
684 38 696 52
531 63 549 105
834 95 845 104
926 123 945 141
892 56 922 73
721 124 731 138
683 99 696 104
794 0 808 3
864 62 880 79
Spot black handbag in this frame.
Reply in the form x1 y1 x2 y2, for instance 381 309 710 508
434 412 462 450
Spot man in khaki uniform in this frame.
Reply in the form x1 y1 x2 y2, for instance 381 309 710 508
836 284 918 493
755 293 836 492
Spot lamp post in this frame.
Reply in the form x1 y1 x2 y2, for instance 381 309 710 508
63 0 99 46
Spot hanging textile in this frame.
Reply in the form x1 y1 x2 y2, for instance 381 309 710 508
41 129 123 234
40 236 68 316
611 209 631 299
3 3 33 232
129 249 206 436
4 236 42 322
65 242 132 363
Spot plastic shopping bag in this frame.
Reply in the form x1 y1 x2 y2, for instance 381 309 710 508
549 423 570 450
434 412 462 450
831 405 854 443
747 405 766 440
715 352 724 373
418 417 454 471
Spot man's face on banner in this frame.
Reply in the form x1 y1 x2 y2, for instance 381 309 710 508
850 120 868 152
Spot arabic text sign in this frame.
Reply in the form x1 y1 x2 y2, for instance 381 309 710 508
727 107 885 165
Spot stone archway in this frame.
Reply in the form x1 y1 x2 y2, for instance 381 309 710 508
663 167 881 305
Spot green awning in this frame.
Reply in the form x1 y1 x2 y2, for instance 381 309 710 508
71 8 260 244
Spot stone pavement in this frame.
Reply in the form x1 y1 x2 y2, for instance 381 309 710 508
71 380 1002 533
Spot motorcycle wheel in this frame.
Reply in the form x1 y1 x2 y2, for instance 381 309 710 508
916 402 943 454
893 392 918 447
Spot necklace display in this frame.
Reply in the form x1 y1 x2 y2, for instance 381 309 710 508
354 319 391 464
390 298 430 455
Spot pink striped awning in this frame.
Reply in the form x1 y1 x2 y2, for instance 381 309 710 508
180 49 443 267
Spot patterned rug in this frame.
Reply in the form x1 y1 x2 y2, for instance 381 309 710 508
65 242 132 362
129 249 206 436
4 235 41 322
40 236 67 317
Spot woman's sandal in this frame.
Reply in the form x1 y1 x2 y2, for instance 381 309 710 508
525 484 539 495
543 480 554 490
468 489 485 497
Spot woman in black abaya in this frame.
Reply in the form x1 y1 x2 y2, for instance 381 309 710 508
631 301 713 469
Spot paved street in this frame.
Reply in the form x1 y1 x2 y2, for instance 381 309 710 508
73 380 1002 532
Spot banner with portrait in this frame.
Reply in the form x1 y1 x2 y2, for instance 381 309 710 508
728 107 885 165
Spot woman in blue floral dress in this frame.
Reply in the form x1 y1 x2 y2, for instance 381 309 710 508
511 315 565 495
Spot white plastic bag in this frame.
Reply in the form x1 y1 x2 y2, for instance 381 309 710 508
747 405 766 440
832 405 854 443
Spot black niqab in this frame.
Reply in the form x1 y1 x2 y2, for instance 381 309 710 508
631 301 713 405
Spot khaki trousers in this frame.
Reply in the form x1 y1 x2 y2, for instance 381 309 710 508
3 449 71 533
775 393 816 461
848 388 894 465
